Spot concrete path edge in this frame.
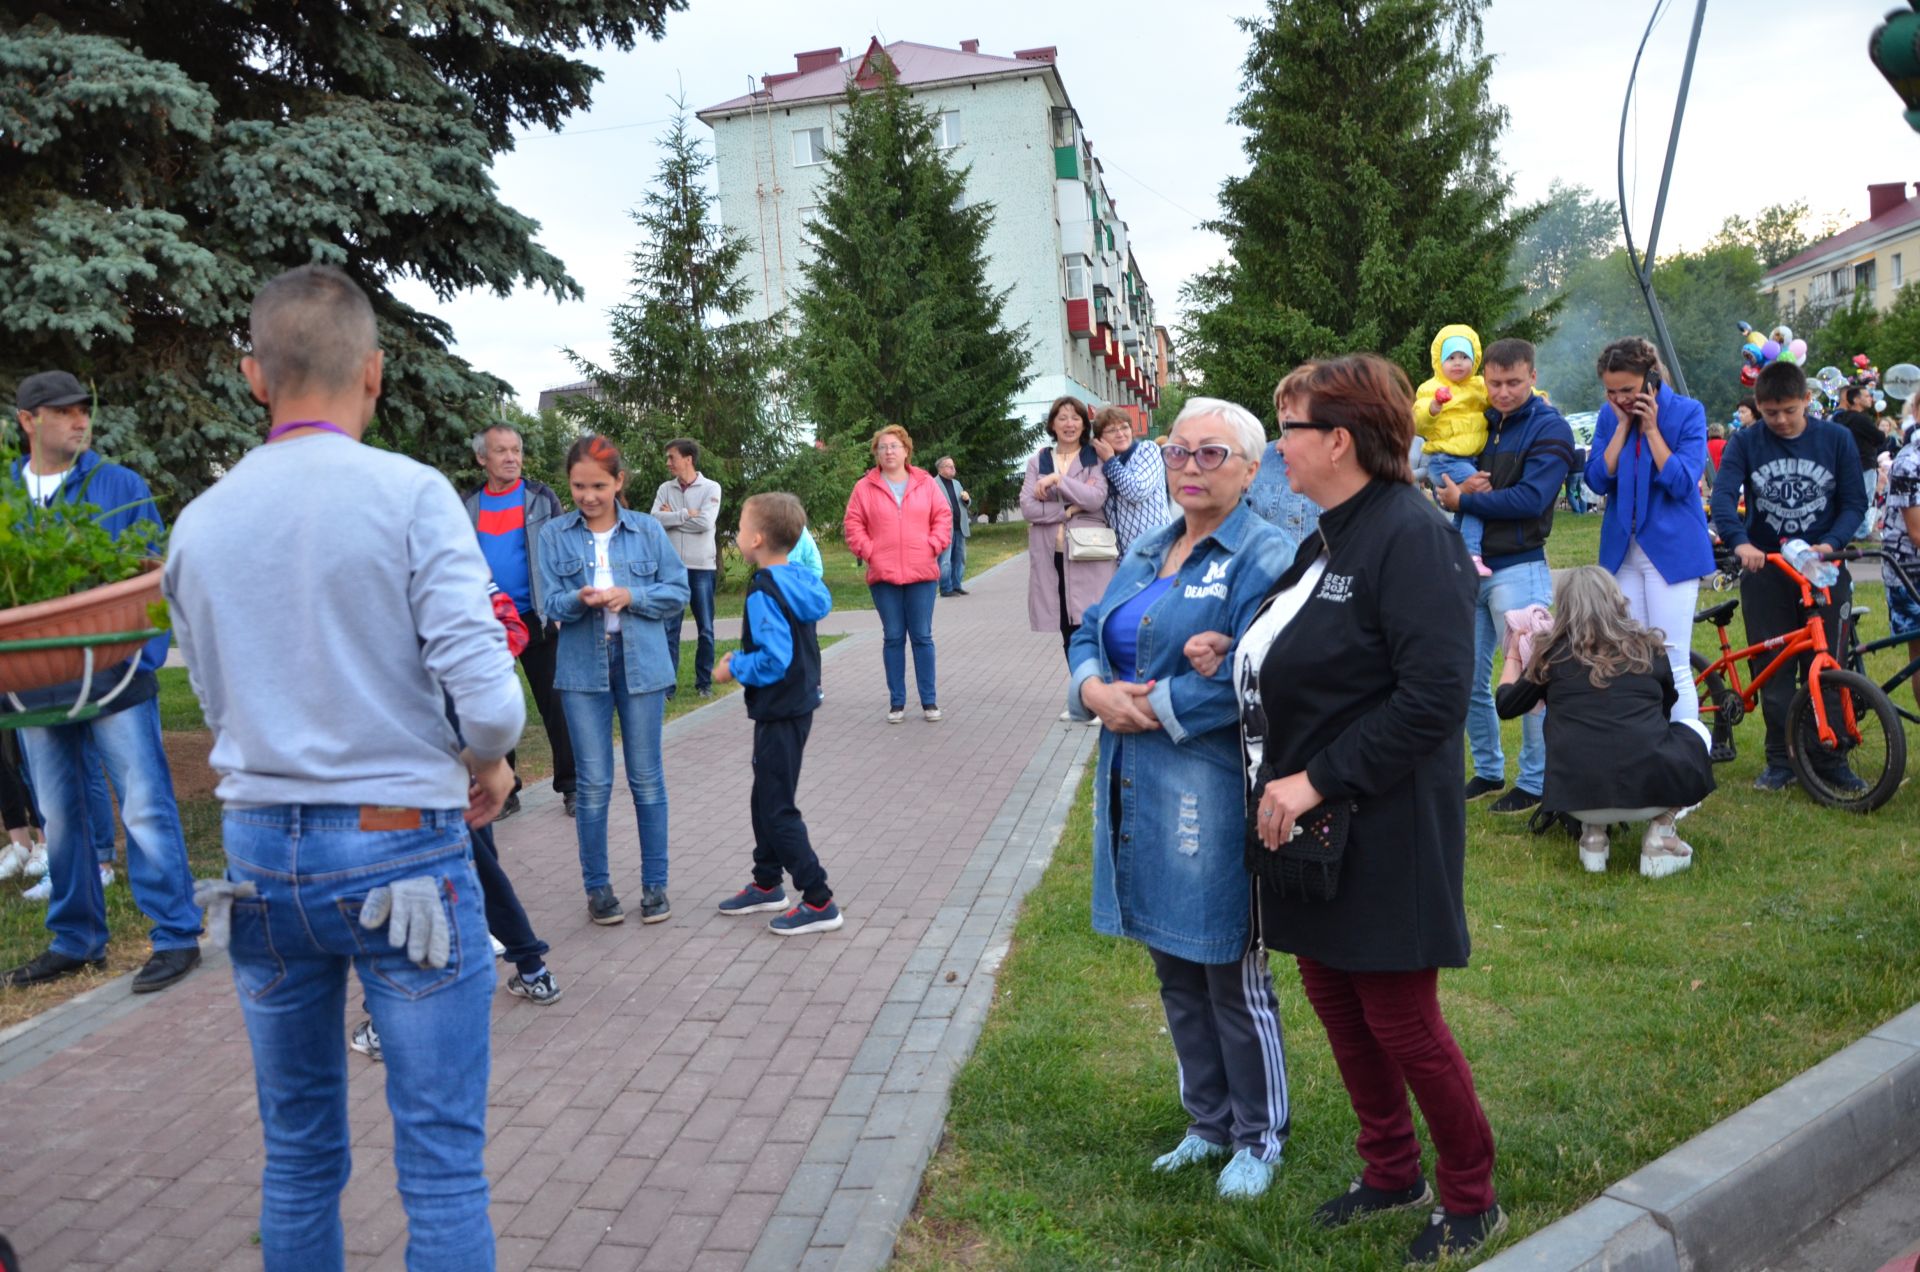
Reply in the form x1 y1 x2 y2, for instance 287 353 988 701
1479 1001 1920 1272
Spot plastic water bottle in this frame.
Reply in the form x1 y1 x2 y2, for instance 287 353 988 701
1783 538 1840 588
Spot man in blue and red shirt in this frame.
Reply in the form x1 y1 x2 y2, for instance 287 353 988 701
464 424 572 817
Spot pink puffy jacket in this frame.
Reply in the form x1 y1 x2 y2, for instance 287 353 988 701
843 466 953 586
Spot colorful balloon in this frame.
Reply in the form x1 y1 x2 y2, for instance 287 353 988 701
1762 340 1782 360
1790 339 1808 360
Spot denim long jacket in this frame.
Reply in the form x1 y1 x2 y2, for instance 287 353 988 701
538 507 691 695
1066 502 1295 964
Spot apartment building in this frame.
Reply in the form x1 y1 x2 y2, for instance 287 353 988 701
697 38 1163 432
1763 182 1920 321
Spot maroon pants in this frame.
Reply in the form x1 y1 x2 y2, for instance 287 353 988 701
1295 957 1497 1214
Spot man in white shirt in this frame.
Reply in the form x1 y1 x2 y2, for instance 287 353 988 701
652 438 722 697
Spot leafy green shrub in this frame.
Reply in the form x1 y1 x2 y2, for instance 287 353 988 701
0 446 167 611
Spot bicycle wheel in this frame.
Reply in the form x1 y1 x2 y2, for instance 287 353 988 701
1692 652 1742 762
1786 668 1907 812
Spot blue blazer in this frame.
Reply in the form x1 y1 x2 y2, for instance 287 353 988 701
1584 384 1716 583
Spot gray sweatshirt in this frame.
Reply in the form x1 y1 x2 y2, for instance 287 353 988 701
163 434 524 810
652 474 722 570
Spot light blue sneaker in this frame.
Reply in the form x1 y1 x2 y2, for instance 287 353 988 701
1151 1133 1228 1174
1217 1147 1276 1200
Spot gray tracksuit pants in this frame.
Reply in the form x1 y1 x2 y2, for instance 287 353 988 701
1148 944 1291 1162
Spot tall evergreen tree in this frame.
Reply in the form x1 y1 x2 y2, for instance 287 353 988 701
1182 0 1548 414
0 2 684 508
567 106 789 531
789 56 1031 485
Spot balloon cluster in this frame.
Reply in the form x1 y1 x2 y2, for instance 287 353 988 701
1737 321 1807 386
1811 356 1887 413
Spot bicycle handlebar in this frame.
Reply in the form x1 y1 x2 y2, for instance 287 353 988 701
1818 547 1866 562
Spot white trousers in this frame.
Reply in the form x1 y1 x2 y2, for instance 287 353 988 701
1615 540 1700 722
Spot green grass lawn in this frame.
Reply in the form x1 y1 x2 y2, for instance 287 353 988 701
710 521 1029 619
897 508 1920 1270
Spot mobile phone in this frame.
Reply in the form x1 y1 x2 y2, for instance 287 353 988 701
1643 369 1662 396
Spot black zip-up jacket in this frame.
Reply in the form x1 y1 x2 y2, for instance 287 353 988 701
1250 480 1478 971
1833 409 1890 472
1458 393 1576 569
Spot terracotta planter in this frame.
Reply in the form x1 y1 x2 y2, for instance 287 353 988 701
0 561 165 696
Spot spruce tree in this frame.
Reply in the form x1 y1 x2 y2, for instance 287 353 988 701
1182 0 1548 414
567 106 788 531
0 2 684 507
789 58 1031 485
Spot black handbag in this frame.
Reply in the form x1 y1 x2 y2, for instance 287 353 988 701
1245 767 1355 902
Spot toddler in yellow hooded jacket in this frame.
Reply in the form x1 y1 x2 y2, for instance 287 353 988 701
1414 323 1491 573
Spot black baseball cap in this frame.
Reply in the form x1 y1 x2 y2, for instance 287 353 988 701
16 371 91 412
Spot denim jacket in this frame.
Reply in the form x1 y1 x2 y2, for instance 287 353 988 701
537 507 691 695
1242 441 1322 554
1066 502 1295 964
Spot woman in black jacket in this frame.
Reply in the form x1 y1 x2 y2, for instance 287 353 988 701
1193 355 1501 1266
1496 566 1714 878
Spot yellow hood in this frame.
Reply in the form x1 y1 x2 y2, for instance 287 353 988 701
1429 324 1483 379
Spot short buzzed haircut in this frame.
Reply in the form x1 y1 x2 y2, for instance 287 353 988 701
666 437 699 462
249 264 378 396
743 492 807 552
1482 338 1536 371
1754 359 1808 404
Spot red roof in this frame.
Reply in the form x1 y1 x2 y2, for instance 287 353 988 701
698 39 1057 118
1765 192 1920 281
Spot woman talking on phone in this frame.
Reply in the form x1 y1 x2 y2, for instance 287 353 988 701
1583 337 1715 722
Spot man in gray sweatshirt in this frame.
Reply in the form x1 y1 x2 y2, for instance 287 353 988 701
653 437 722 696
163 265 522 1268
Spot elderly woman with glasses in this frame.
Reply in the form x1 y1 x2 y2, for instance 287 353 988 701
1066 397 1298 1202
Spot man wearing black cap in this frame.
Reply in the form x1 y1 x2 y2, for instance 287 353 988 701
3 372 203 993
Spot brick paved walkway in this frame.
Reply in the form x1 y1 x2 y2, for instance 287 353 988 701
0 553 1095 1271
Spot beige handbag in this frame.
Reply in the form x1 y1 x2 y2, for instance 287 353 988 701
1065 525 1119 562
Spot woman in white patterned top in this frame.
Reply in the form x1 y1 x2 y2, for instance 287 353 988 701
1092 405 1174 555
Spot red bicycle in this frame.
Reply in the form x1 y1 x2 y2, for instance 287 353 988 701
1691 549 1906 813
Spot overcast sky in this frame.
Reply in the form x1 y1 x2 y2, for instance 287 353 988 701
402 0 1920 409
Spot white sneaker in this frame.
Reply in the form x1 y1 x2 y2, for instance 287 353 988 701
1640 815 1693 880
490 933 507 958
923 707 943 723
100 865 115 888
22 876 51 902
1578 825 1610 874
1058 709 1074 722
24 845 48 880
0 843 27 880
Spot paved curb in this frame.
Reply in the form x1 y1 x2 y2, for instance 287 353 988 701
744 718 1098 1271
1480 1001 1920 1272
0 948 230 1084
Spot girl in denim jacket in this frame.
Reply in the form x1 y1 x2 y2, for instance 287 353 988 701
539 436 690 927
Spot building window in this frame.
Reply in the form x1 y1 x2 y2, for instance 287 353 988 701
936 110 961 149
1897 254 1906 288
793 127 827 167
1856 260 1877 296
1064 254 1089 300
1050 106 1075 148
797 205 819 249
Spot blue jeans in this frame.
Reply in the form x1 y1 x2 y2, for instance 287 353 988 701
19 698 199 961
667 567 717 692
562 635 669 893
940 534 968 594
84 738 120 866
869 581 938 710
1425 453 1485 558
222 806 494 1272
1468 559 1553 795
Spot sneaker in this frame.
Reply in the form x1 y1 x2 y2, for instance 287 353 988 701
1489 788 1541 815
1639 816 1694 880
640 887 671 924
1810 762 1869 795
349 1018 382 1062
1216 1148 1275 1200
1463 776 1504 801
506 968 564 1005
99 865 114 888
1058 710 1074 722
563 791 577 818
1578 824 1610 873
1313 1176 1435 1229
496 792 521 822
21 877 50 902
769 899 844 936
697 687 714 699
1405 1204 1507 1266
719 882 789 915
587 887 624 925
1471 555 1493 578
0 843 27 880
954 588 971 596
923 707 943 722
0 947 106 987
1752 765 1796 792
23 844 47 880
887 708 905 724
1151 1133 1228 1174
489 933 507 958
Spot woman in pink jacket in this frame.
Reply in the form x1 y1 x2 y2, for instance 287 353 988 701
843 425 953 723
1022 397 1118 667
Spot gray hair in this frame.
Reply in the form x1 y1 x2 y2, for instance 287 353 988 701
1170 397 1266 459
472 422 522 458
249 264 378 396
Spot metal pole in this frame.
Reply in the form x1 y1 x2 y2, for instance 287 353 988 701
1619 0 1709 397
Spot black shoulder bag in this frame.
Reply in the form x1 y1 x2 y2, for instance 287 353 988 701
1245 762 1356 902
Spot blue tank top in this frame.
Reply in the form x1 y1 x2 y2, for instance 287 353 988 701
1102 575 1176 683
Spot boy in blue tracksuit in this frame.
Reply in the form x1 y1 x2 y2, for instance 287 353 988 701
713 493 842 936
1710 359 1868 790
